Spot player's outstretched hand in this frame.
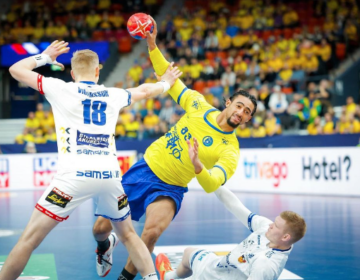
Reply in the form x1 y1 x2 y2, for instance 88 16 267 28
146 15 157 50
186 138 203 174
42 40 70 71
160 62 182 86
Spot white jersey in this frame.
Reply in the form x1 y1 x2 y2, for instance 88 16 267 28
191 214 292 280
38 75 130 174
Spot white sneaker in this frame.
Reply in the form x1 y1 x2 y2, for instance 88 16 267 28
96 232 119 277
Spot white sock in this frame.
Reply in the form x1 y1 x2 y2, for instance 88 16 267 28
165 270 179 280
143 272 158 280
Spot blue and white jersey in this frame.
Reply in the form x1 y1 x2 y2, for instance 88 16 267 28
38 76 130 174
211 214 292 279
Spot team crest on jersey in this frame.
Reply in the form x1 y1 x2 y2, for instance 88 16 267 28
118 194 129 211
202 136 213 147
222 138 229 145
238 254 247 263
45 187 73 208
192 99 202 110
265 251 275 259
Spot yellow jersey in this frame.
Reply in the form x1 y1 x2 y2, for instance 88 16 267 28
339 122 350 134
144 114 160 128
350 120 360 133
25 118 40 130
15 133 35 145
307 123 320 135
252 126 267 138
236 126 251 138
145 47 240 192
323 122 334 134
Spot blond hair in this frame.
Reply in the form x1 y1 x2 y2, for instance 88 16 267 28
71 50 99 75
280 211 307 243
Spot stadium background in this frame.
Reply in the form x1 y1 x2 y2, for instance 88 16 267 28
0 0 359 279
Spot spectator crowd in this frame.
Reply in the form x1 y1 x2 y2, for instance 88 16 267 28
2 0 360 143
116 0 360 139
0 0 162 44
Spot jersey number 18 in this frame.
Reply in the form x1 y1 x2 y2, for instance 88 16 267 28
82 99 107 126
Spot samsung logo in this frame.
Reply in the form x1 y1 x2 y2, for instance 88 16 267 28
76 170 119 179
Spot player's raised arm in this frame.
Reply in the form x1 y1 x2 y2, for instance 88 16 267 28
214 186 251 228
146 17 203 111
9 40 70 90
145 17 170 76
214 185 274 233
127 62 182 104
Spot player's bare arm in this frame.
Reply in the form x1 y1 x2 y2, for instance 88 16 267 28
127 62 182 103
146 16 158 52
9 40 70 90
146 17 189 88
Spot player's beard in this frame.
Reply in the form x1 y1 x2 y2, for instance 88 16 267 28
226 115 241 128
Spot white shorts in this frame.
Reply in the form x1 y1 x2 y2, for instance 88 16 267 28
189 250 221 280
36 171 130 222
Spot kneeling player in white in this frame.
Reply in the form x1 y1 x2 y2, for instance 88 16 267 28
156 186 307 280
0 40 182 280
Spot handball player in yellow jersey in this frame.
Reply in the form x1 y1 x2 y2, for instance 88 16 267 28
93 18 257 280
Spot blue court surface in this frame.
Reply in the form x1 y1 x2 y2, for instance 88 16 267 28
0 189 359 279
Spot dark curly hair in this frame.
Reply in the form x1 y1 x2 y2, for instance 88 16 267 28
223 89 257 116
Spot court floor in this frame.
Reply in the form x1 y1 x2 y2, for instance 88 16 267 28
0 189 359 279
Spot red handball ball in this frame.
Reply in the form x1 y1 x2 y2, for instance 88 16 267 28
127 13 154 40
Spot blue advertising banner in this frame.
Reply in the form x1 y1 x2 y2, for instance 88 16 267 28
1 42 110 66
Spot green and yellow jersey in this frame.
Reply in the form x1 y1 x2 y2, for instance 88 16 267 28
144 47 240 193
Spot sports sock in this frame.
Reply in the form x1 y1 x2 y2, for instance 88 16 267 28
142 272 157 280
118 268 136 280
165 271 179 280
96 238 110 253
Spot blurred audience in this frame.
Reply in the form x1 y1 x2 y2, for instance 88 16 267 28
8 0 360 146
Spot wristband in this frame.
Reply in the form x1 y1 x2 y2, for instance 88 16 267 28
157 80 171 93
32 54 53 68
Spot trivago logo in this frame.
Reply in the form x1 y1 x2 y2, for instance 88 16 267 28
33 157 57 187
243 157 288 187
0 159 9 188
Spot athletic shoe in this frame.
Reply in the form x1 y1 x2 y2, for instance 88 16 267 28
96 232 119 277
156 253 173 280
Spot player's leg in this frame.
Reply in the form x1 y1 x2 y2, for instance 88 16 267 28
0 173 82 279
93 216 113 240
155 247 197 280
93 160 145 277
111 216 157 279
155 247 199 280
176 247 198 278
120 197 176 279
93 216 113 248
92 216 117 277
0 209 59 279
